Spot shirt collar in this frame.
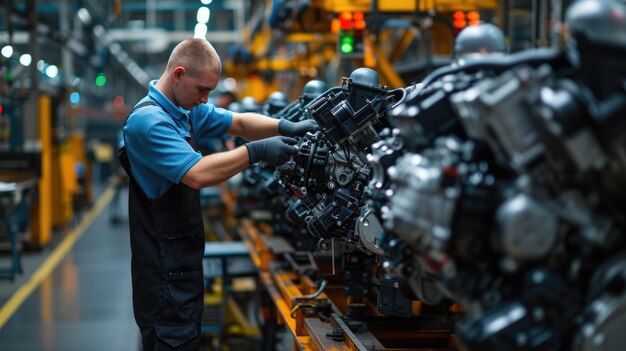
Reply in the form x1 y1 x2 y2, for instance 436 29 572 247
147 80 190 121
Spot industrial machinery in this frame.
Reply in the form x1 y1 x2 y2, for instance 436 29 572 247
226 1 626 351
236 67 465 350
370 1 626 350
276 68 404 245
225 0 501 101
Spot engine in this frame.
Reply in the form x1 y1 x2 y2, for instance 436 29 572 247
378 12 626 351
230 2 626 349
275 68 405 256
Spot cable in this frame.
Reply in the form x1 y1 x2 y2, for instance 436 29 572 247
289 303 317 318
294 280 328 301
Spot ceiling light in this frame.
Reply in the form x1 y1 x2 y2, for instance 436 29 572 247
197 7 210 24
194 23 208 39
19 54 32 66
201 0 212 4
77 8 92 25
1 45 13 58
45 65 59 79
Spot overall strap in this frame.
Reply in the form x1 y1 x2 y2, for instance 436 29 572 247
124 100 157 125
118 100 157 178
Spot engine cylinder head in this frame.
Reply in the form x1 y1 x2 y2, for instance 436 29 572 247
454 23 506 57
349 67 380 86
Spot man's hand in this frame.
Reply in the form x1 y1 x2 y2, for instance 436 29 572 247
278 119 319 137
245 136 298 166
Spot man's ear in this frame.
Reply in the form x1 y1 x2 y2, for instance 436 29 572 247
173 67 185 81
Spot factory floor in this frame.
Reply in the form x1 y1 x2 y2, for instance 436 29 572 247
0 181 141 351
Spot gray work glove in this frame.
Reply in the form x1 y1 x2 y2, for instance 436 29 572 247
278 119 319 137
245 136 298 166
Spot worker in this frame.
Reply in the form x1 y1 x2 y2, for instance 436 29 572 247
121 38 316 350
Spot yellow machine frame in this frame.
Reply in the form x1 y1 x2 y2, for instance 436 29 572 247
238 218 461 351
225 0 500 96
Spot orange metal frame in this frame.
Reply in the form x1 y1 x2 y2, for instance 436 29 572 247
238 218 461 351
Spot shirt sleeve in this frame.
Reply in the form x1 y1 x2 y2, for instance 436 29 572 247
144 121 202 184
190 103 233 151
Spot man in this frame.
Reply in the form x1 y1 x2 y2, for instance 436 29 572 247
122 38 316 350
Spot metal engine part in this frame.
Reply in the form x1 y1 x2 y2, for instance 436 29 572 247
354 207 384 256
495 193 558 261
576 253 626 351
275 68 406 255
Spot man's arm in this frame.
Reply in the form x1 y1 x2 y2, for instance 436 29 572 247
181 146 250 189
180 135 299 189
228 112 279 141
228 112 320 140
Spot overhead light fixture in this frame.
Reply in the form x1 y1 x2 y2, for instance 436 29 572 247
197 7 210 24
194 23 208 39
45 65 59 79
201 0 212 4
77 8 92 25
19 54 32 66
1 45 13 58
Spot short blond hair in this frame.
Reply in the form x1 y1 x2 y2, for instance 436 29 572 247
166 38 221 77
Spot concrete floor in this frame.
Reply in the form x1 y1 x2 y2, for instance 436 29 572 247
0 177 275 351
0 185 141 351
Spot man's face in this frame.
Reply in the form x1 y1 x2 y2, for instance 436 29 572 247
173 66 219 110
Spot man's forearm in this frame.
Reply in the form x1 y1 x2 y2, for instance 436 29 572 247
181 147 251 188
229 112 280 140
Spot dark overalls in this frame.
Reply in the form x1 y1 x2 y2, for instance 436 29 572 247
122 102 205 350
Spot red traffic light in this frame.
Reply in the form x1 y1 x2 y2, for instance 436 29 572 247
453 11 466 21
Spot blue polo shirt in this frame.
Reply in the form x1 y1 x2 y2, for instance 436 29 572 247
123 80 232 199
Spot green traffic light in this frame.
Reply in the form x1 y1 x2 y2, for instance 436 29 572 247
95 73 106 87
339 31 355 54
340 42 354 54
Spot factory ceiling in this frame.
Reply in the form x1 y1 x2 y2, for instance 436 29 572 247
0 0 254 91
